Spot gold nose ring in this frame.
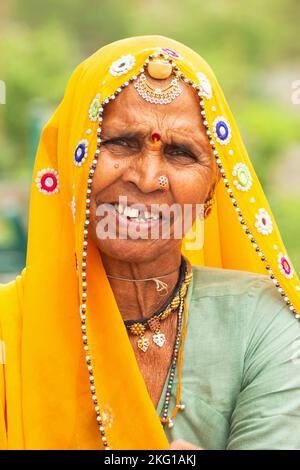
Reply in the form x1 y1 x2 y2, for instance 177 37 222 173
158 175 169 190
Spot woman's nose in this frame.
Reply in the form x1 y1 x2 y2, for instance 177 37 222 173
122 152 169 193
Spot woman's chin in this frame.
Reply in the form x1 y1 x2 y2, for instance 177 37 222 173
96 237 180 264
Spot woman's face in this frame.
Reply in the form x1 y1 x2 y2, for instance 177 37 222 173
89 75 218 263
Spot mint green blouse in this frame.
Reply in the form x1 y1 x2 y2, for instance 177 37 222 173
156 266 300 450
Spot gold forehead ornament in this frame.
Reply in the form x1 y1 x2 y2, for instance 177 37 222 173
134 59 182 105
147 59 173 79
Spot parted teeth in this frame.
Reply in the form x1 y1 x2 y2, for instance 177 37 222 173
114 204 160 220
117 203 124 214
143 211 159 220
123 206 139 218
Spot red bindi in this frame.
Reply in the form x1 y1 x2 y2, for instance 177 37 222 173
151 132 161 142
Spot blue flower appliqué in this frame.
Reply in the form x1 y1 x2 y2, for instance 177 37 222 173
74 140 89 167
212 116 232 145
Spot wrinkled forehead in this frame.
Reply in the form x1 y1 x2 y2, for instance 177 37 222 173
101 75 203 133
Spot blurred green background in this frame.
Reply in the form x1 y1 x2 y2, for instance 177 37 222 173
0 0 299 281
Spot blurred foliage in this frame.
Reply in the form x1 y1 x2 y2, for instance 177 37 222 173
1 23 78 175
269 193 300 267
0 0 299 271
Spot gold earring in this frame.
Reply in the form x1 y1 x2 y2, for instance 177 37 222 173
204 197 214 218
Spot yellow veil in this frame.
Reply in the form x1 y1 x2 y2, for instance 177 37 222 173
0 35 299 450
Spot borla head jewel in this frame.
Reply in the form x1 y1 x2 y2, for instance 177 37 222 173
134 58 182 105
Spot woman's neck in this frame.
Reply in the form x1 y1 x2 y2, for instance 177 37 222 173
100 249 182 321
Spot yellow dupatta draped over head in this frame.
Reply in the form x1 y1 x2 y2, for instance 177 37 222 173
1 35 300 450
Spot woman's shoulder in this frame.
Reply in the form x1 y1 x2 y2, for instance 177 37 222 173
188 265 300 338
190 264 271 299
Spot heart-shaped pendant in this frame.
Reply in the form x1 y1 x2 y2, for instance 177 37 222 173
152 332 166 348
137 336 150 352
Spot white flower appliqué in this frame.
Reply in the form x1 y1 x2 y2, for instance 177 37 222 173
196 72 212 99
35 168 59 195
232 162 253 191
278 252 294 279
88 93 101 122
254 208 273 235
213 116 232 145
109 54 136 77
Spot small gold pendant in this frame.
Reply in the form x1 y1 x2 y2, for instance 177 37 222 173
152 332 166 348
137 335 150 352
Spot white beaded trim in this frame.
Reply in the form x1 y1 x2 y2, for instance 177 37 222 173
70 195 76 224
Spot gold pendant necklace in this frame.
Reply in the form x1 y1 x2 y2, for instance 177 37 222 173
125 265 192 352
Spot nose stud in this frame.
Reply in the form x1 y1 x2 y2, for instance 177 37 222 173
158 175 169 190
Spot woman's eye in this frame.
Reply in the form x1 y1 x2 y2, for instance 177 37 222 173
104 138 129 147
170 149 188 156
166 146 196 160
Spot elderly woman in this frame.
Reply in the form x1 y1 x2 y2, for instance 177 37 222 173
1 36 300 451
